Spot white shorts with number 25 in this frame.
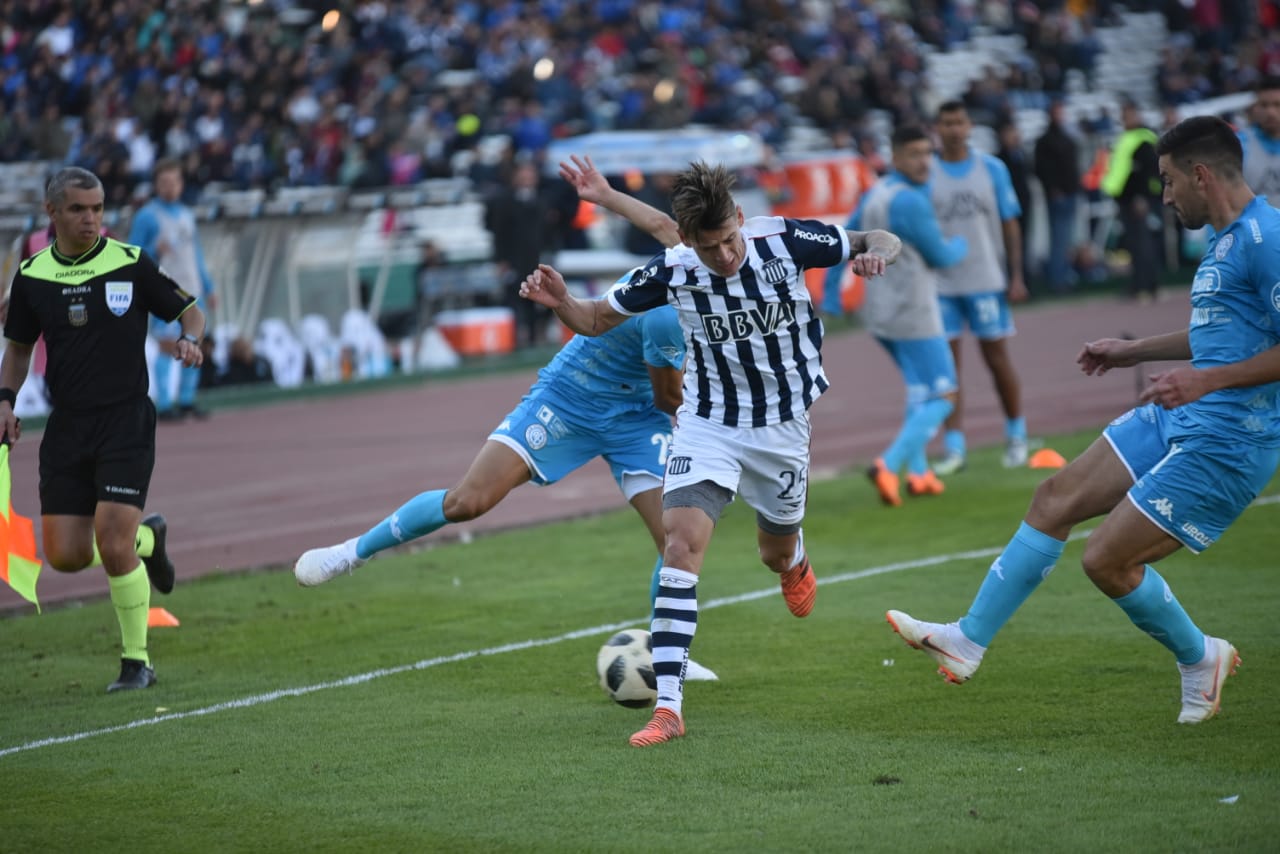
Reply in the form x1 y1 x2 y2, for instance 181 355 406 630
663 412 811 527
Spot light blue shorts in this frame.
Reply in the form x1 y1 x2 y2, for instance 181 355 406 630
1103 403 1280 553
939 292 1015 340
489 387 672 500
875 336 958 407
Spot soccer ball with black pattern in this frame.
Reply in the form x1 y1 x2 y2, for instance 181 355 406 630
596 629 657 708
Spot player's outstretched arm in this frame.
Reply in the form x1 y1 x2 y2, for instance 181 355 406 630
519 263 626 337
1078 329 1190 376
559 155 680 249
846 228 901 278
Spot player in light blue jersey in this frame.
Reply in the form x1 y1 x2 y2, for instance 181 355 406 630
294 164 722 678
888 115 1280 725
129 159 217 422
931 101 1030 473
294 289 683 584
824 125 967 505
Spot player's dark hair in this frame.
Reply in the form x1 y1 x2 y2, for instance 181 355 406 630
936 100 966 120
671 160 737 241
1156 115 1243 179
45 167 103 207
892 125 929 149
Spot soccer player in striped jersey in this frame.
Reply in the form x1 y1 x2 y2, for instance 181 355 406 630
523 159 901 745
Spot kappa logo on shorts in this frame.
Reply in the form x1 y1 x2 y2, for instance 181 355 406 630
667 456 692 476
105 281 133 317
1149 496 1175 520
524 423 548 450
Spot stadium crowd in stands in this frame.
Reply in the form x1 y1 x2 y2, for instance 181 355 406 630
2 0 1277 210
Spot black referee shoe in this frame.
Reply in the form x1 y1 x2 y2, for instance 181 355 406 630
107 658 156 693
141 513 175 594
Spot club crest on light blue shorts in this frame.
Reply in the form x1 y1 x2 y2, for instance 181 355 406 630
489 387 672 500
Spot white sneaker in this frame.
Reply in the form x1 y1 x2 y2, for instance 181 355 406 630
1177 636 1240 724
684 659 719 682
295 538 366 587
1003 437 1029 468
886 610 984 683
934 452 966 476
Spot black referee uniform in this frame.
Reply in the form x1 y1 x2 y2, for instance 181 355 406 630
5 236 196 514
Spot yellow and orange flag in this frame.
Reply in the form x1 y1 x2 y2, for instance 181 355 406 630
0 443 40 611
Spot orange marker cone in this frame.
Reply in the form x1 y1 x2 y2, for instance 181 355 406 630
147 607 180 628
1029 448 1067 469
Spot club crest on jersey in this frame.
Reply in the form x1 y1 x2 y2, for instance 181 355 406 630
760 257 789 284
1213 233 1233 261
105 281 133 316
68 302 88 326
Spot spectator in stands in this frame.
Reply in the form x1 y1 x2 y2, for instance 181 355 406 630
220 337 275 388
623 172 677 257
128 158 217 421
995 116 1034 290
1034 99 1083 293
1101 100 1163 302
484 158 558 349
1238 75 1280 202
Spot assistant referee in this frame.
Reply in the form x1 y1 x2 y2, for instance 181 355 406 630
0 167 206 693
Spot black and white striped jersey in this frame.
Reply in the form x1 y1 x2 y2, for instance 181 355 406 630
606 216 852 427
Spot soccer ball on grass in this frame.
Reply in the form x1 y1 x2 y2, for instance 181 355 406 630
596 629 657 708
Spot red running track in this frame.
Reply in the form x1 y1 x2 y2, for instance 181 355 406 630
0 292 1193 612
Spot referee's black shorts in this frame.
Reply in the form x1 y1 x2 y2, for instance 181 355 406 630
39 398 157 515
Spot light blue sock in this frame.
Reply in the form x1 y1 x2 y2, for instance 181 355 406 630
909 446 929 477
1006 415 1027 442
356 489 448 559
648 554 663 615
943 429 966 458
1112 565 1206 665
908 398 953 475
884 398 953 474
959 522 1064 646
178 363 201 406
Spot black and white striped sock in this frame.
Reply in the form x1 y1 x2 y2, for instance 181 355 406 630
651 566 698 715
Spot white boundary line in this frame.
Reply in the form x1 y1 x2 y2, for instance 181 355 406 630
4 495 1277 760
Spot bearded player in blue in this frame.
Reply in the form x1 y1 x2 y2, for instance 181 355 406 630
888 115 1280 724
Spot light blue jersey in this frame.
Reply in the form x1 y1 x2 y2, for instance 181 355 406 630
1104 196 1280 552
530 304 684 414
1175 196 1280 444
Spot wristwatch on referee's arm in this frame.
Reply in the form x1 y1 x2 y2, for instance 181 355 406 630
178 332 201 346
